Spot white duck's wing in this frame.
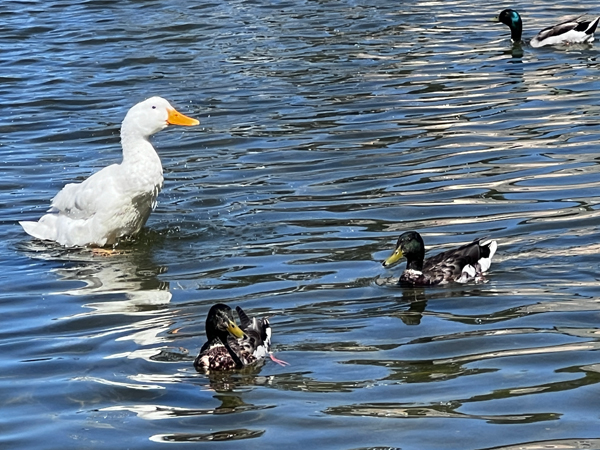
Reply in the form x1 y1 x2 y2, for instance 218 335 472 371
21 164 159 247
50 164 122 219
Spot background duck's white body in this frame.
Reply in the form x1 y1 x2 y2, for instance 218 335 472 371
19 97 198 247
497 9 600 49
531 16 600 47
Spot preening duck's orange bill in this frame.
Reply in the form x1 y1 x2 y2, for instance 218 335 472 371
167 108 200 126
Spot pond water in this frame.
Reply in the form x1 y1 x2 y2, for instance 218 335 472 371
2 0 600 448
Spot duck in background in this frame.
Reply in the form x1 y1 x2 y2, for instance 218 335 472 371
19 97 199 247
382 231 497 287
194 303 288 373
495 9 600 48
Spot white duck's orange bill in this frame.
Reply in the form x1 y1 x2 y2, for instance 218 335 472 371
167 108 200 126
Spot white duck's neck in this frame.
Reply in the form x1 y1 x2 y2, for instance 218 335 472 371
119 129 164 199
120 127 162 170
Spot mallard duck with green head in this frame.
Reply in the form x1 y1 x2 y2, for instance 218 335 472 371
496 9 599 48
194 303 288 373
382 231 497 286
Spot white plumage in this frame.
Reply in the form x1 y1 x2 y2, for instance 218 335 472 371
20 97 199 247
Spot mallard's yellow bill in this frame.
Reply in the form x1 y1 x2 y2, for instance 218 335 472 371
227 320 245 339
167 108 200 126
382 248 404 267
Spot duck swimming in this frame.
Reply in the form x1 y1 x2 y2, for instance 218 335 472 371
496 9 600 48
382 231 497 287
19 97 199 247
194 303 288 373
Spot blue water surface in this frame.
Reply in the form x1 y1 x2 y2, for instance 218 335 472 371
2 0 600 449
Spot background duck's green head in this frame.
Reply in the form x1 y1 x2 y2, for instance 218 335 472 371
382 231 425 268
206 303 246 341
496 9 523 42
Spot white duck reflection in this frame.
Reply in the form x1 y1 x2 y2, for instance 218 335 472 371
24 240 173 348
51 252 171 308
53 254 172 312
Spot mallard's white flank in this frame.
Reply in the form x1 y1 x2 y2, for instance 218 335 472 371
496 9 599 48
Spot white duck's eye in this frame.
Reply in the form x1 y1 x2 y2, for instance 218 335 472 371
152 106 156 109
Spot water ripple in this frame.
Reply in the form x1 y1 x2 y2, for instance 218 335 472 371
2 0 600 449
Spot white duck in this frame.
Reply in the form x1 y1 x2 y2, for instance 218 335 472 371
19 97 199 247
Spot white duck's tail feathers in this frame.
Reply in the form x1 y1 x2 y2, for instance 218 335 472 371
19 218 58 242
20 214 107 247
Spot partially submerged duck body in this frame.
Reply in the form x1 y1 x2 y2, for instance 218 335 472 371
19 97 199 247
194 303 287 373
496 9 600 48
382 231 497 287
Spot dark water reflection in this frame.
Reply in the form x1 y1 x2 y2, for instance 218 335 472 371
2 0 600 448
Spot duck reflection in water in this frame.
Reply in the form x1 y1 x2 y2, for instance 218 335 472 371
21 238 176 352
55 253 171 315
395 289 428 326
22 238 172 311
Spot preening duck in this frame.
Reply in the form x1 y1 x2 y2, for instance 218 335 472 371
496 9 600 48
19 97 199 247
382 231 497 287
194 303 288 373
